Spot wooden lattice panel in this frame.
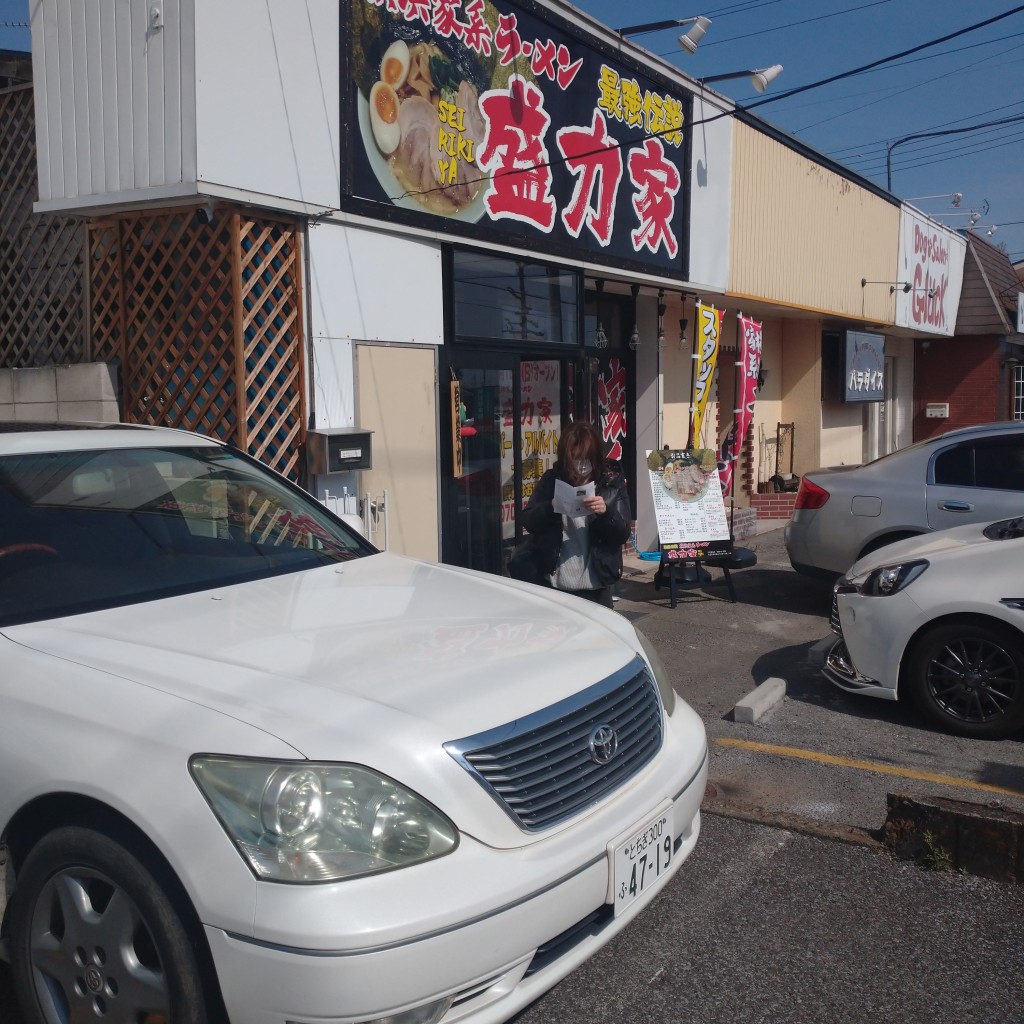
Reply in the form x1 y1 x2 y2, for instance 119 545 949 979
237 214 305 481
0 85 85 368
88 221 126 366
86 207 306 479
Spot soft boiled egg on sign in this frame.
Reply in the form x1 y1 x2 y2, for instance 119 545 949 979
380 40 410 89
369 81 401 156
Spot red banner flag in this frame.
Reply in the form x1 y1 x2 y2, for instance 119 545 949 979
719 315 763 497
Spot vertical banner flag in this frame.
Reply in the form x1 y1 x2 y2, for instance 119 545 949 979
719 314 763 497
690 301 722 444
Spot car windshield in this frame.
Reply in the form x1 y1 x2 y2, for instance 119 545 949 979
0 445 375 626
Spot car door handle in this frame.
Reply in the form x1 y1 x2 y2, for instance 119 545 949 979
938 500 973 512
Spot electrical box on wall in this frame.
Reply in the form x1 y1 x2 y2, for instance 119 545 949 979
925 403 950 419
306 429 373 474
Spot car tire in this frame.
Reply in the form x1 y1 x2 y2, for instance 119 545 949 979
9 826 212 1024
906 621 1024 739
857 532 919 561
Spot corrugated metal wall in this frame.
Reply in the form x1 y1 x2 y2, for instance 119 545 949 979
730 123 900 325
32 0 195 203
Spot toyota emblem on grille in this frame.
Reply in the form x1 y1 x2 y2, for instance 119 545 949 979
588 724 618 765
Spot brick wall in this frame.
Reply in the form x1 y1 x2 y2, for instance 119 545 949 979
751 492 797 520
913 338 1002 441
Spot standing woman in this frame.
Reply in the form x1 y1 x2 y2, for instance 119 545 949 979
520 421 632 607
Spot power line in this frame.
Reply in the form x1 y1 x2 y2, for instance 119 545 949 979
742 4 1024 113
788 38 1024 134
844 117 1024 170
391 5 1024 212
884 112 1024 188
674 0 896 51
829 96 1024 158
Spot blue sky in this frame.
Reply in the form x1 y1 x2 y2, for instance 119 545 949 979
2 0 1022 262
573 0 1024 263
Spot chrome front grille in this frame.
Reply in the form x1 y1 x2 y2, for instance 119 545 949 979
445 657 664 832
830 591 842 633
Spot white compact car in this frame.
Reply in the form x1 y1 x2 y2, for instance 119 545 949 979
0 422 707 1024
825 515 1024 739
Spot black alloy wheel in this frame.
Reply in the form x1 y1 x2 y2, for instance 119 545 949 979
907 621 1024 739
9 826 212 1024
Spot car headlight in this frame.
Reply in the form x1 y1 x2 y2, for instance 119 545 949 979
850 558 929 596
635 628 676 714
190 757 458 883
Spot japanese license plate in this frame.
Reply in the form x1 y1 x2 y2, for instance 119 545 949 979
611 804 675 917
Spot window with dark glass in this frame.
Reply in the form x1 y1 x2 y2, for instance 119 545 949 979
934 439 1024 491
933 444 972 486
452 251 579 346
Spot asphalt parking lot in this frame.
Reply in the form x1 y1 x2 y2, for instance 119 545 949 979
3 521 1023 1024
613 522 1024 835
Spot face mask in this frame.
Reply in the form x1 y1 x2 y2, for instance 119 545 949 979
570 458 593 478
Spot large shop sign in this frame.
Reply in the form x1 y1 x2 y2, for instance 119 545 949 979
347 0 690 274
895 207 966 337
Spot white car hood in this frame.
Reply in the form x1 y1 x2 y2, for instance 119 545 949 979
849 518 1022 575
5 552 642 762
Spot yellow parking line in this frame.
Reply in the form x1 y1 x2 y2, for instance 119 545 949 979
715 737 1024 800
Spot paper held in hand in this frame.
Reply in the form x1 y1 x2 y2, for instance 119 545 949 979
553 478 595 517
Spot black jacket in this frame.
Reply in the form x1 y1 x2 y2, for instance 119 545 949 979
521 461 632 587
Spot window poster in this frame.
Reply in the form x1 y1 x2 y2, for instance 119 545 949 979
646 449 732 559
347 0 689 275
500 360 560 538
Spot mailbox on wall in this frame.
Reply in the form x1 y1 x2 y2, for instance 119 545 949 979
306 428 373 475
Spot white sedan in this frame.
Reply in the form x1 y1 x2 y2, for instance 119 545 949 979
825 516 1024 739
0 423 708 1024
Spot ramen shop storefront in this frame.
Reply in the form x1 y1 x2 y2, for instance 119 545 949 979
440 249 637 574
343 0 692 575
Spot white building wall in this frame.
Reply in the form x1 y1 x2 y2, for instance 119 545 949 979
688 93 733 294
307 223 444 431
31 0 338 213
193 0 338 207
32 0 195 206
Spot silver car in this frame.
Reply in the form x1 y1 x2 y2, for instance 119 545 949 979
785 422 1024 580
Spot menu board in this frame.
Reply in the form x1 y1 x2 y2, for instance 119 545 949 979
646 449 732 560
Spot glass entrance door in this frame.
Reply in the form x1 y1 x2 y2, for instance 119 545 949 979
445 353 569 574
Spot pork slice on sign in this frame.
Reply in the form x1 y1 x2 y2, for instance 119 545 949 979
398 96 444 192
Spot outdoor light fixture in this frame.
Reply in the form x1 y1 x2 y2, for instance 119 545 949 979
861 278 931 297
862 278 905 291
594 279 608 349
677 16 711 54
987 225 999 236
906 192 962 207
932 199 988 226
616 15 711 54
629 283 641 350
703 64 784 93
